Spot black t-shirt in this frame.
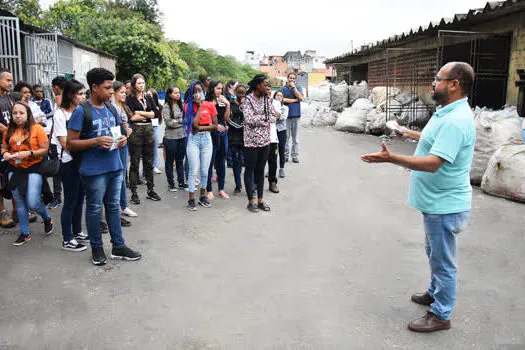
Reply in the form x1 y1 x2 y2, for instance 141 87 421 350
0 94 14 126
125 94 155 124
228 103 244 147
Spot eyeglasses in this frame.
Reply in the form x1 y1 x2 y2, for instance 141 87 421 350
434 76 456 82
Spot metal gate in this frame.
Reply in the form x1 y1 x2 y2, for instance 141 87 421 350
0 16 23 82
437 30 511 109
385 48 435 128
25 32 58 97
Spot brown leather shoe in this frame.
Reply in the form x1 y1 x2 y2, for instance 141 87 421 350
269 183 279 193
408 311 451 332
411 291 435 306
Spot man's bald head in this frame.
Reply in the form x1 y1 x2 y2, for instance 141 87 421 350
442 62 475 96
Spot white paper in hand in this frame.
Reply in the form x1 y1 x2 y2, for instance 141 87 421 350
109 126 122 151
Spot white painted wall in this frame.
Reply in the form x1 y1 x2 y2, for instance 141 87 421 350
73 46 99 87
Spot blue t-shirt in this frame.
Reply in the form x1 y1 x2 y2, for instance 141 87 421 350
68 103 123 176
280 85 303 117
408 98 476 215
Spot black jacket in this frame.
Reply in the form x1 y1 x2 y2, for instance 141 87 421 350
228 103 244 147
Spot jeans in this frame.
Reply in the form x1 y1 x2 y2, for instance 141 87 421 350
230 145 243 190
423 210 470 320
119 145 128 210
81 171 126 249
186 132 213 194
60 161 84 242
207 133 227 192
244 146 270 200
128 124 155 192
285 117 299 158
267 143 279 184
9 172 50 236
277 129 287 168
153 125 160 169
163 137 186 187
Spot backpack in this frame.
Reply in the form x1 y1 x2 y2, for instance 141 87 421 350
70 101 121 167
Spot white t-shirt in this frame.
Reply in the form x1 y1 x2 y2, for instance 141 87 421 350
28 100 45 124
269 100 280 143
52 108 73 163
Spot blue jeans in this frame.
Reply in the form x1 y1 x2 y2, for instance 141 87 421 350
9 172 50 236
163 137 186 187
230 145 243 189
423 210 470 320
119 145 128 210
186 132 213 194
81 171 126 249
153 125 160 169
207 133 227 192
60 161 84 241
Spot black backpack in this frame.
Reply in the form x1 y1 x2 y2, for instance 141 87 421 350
70 101 121 166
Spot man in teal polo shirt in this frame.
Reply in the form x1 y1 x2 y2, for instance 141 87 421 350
361 62 476 333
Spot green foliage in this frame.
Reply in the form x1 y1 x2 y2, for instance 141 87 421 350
11 0 262 90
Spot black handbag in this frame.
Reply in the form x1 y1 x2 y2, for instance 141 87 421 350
38 157 60 177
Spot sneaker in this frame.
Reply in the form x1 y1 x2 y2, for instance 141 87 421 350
198 196 212 208
131 193 140 205
13 234 30 246
121 207 138 217
121 217 132 227
100 221 109 234
187 198 197 211
62 239 87 252
47 198 62 210
279 168 285 178
0 209 15 228
153 167 162 174
292 157 300 163
168 185 178 192
92 246 107 265
179 183 189 190
233 187 242 194
111 246 142 261
146 191 161 201
74 231 89 243
44 218 54 235
269 183 280 193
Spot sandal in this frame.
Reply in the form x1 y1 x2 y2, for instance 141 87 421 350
247 203 259 213
207 192 215 200
257 202 271 212
218 190 230 199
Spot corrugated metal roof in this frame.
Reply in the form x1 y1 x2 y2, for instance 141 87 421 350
326 0 525 64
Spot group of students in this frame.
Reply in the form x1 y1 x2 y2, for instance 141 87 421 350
0 66 303 265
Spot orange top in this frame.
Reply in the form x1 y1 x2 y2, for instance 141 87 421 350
2 124 48 168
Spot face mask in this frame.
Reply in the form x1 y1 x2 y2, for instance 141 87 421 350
197 92 205 100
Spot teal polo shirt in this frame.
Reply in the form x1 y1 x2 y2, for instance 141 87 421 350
408 97 476 214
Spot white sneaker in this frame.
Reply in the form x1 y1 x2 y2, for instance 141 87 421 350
121 207 138 217
153 167 162 174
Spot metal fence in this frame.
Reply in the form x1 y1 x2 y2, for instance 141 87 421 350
0 16 23 83
25 32 58 97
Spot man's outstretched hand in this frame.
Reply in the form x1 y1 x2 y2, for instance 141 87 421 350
361 142 393 163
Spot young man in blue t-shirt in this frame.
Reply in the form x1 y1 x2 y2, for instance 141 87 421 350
280 72 303 163
67 68 141 266
361 62 476 333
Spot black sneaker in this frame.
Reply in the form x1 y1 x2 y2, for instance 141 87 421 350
131 192 140 205
74 231 89 243
92 246 107 265
62 239 87 252
168 185 178 192
179 183 189 189
47 198 62 210
146 191 161 201
13 234 30 246
198 196 211 208
187 198 196 211
111 246 141 261
292 157 300 163
233 187 242 194
100 221 109 234
120 217 132 227
44 218 54 235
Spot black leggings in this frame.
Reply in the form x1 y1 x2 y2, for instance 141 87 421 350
267 143 278 185
277 129 287 169
244 146 270 201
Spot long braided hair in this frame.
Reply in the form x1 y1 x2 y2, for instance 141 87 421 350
247 74 270 121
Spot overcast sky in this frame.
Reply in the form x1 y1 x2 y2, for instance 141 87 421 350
42 0 490 61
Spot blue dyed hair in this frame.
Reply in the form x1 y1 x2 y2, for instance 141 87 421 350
183 81 204 135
